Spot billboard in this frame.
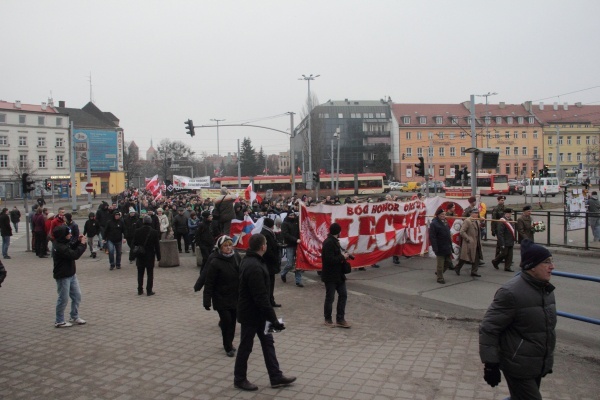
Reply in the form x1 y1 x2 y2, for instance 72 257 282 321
73 129 121 172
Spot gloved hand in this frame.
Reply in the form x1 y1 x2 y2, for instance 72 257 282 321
492 232 496 237
483 363 501 387
204 305 211 311
271 321 286 331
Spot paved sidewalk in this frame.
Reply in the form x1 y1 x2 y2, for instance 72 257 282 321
1 244 599 399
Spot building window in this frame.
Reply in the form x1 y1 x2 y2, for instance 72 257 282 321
567 153 572 162
19 136 27 146
513 147 519 156
559 153 564 162
38 116 45 125
0 154 6 168
460 132 466 139
19 115 26 124
56 155 64 168
558 137 563 145
402 116 410 124
505 164 511 174
495 132 500 139
533 147 538 157
505 147 510 155
350 113 360 118
439 147 445 157
38 137 46 147
428 132 433 139
435 116 442 124
533 131 538 139
450 147 456 157
577 152 581 161
39 155 47 168
505 131 510 139
56 137 64 147
416 131 422 140
338 113 344 118
56 117 63 126
514 163 519 176
417 147 423 157
406 131 411 140
518 117 524 124
0 136 7 146
548 153 553 162
318 113 329 118
449 132 455 140
485 116 491 125
496 116 502 124
567 136 572 145
19 154 28 169
522 147 527 155
460 147 466 156
507 116 513 124
522 164 527 175
467 117 472 124
548 137 553 145
487 132 491 139
406 148 412 157
586 136 590 145
528 116 534 124
428 147 434 157
439 167 445 177
438 132 444 139
451 117 458 124
419 116 427 124
514 131 519 139
522 131 527 139
576 136 581 145
0 114 5 124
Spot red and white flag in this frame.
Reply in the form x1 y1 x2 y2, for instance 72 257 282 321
145 174 159 191
244 182 263 204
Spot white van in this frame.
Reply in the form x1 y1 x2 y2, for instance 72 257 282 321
524 177 560 197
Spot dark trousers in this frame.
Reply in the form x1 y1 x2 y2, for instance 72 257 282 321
269 274 276 306
493 246 514 269
504 374 542 400
34 231 47 256
174 232 188 252
324 281 347 322
199 245 211 269
216 308 237 352
137 263 154 292
234 323 282 384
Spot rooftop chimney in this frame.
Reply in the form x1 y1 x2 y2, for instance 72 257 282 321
15 100 21 109
499 102 506 109
563 102 568 110
41 102 47 111
59 100 65 107
553 102 558 110
575 102 582 108
539 102 544 110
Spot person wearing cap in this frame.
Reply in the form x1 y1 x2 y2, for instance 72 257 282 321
261 218 282 308
195 211 215 270
104 211 126 270
516 205 535 243
455 208 484 277
429 209 453 284
321 222 352 327
130 216 161 296
52 224 88 328
587 191 600 242
203 235 241 357
124 208 139 252
491 195 507 257
279 211 303 287
491 209 515 272
479 239 556 399
234 233 295 391
462 196 478 218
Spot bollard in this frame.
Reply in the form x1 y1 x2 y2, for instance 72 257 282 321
158 240 180 268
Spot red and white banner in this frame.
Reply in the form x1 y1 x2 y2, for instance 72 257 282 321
244 182 263 204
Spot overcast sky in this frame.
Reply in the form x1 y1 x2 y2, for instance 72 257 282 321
3 0 600 159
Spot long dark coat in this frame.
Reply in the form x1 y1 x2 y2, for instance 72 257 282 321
203 251 240 311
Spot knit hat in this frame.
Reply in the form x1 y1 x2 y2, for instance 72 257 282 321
216 235 233 248
263 217 275 228
140 209 147 214
435 208 445 216
468 196 477 203
520 239 552 270
329 222 342 236
157 208 164 213
129 207 136 214
201 210 211 219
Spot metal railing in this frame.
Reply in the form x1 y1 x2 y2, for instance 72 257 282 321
551 270 600 325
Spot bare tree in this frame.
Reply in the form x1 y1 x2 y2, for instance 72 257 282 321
123 141 142 187
156 139 196 180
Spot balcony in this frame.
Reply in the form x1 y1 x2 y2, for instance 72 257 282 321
364 130 391 137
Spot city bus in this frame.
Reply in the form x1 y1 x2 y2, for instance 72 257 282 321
210 173 387 198
445 173 509 196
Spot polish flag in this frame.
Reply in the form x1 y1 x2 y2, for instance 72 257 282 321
146 174 159 192
244 182 263 204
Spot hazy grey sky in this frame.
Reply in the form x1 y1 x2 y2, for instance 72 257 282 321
3 0 600 159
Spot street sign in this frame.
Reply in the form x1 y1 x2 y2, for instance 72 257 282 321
85 182 94 193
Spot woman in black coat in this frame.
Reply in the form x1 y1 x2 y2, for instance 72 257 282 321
203 235 241 357
130 216 161 296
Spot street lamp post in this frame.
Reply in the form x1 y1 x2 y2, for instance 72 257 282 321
299 74 319 198
334 128 341 195
210 118 225 157
476 92 497 148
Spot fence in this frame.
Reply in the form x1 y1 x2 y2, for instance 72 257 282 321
551 270 600 325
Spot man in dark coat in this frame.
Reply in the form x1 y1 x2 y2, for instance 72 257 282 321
233 234 296 391
130 216 161 296
52 225 87 327
172 208 189 253
491 195 507 257
260 218 282 308
95 201 110 251
123 208 139 251
516 205 535 243
103 211 126 270
429 209 454 284
492 208 515 272
195 211 215 269
0 208 13 259
321 223 352 328
480 240 556 399
9 206 21 233
279 212 303 287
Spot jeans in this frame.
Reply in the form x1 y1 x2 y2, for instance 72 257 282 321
2 236 10 257
55 274 82 323
324 281 347 322
12 222 18 233
234 323 282 384
280 246 302 284
590 217 600 241
107 240 122 267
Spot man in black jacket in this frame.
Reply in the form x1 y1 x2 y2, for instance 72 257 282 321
279 212 303 287
104 212 126 270
321 223 351 328
233 234 296 391
130 216 161 296
195 211 214 269
491 208 515 272
52 225 87 328
429 209 454 284
172 208 189 253
260 218 282 308
0 208 12 259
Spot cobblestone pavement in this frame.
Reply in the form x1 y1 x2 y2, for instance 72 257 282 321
1 238 599 399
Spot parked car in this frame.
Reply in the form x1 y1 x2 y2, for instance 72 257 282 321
388 181 402 191
400 181 422 192
421 181 445 193
508 181 525 195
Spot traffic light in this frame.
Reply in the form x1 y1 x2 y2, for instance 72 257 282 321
44 179 51 190
185 119 195 137
415 157 425 177
543 165 549 177
538 169 544 177
402 153 405 160
313 171 320 183
462 166 469 181
22 173 35 193
530 170 535 179
455 165 462 182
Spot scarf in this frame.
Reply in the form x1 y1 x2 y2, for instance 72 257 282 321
500 218 515 239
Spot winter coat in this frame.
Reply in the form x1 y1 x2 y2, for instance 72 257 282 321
480 272 556 379
459 217 482 263
83 219 100 237
496 218 516 248
237 251 278 326
158 214 169 233
130 225 161 267
203 251 240 311
516 214 534 243
491 204 505 236
9 209 20 223
281 214 300 247
32 213 47 233
213 195 236 222
172 213 189 234
195 220 214 249
52 238 86 279
261 226 281 275
0 214 12 237
124 215 139 240
429 217 453 256
104 217 125 243
96 202 110 228
321 234 347 284
187 217 200 237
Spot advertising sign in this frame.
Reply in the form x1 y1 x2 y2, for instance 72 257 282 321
73 129 120 171
172 175 211 190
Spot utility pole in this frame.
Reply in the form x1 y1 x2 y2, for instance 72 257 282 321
555 122 561 181
299 74 319 199
289 112 296 194
210 118 225 157
469 95 477 197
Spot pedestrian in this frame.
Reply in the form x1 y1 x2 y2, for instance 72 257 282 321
260 218 282 308
491 195 507 257
321 222 352 327
587 191 600 242
156 208 169 240
213 187 237 236
479 239 556 399
0 259 6 287
65 213 80 245
491 208 515 272
280 212 303 287
83 212 100 258
104 211 126 270
172 208 189 253
203 235 241 357
516 205 535 243
462 196 478 218
124 207 139 251
9 206 21 233
233 233 296 391
29 204 39 251
195 211 215 270
32 207 48 258
187 212 200 253
0 208 12 259
95 201 110 253
52 225 88 328
455 208 484 277
130 215 161 296
37 195 46 207
429 209 454 284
